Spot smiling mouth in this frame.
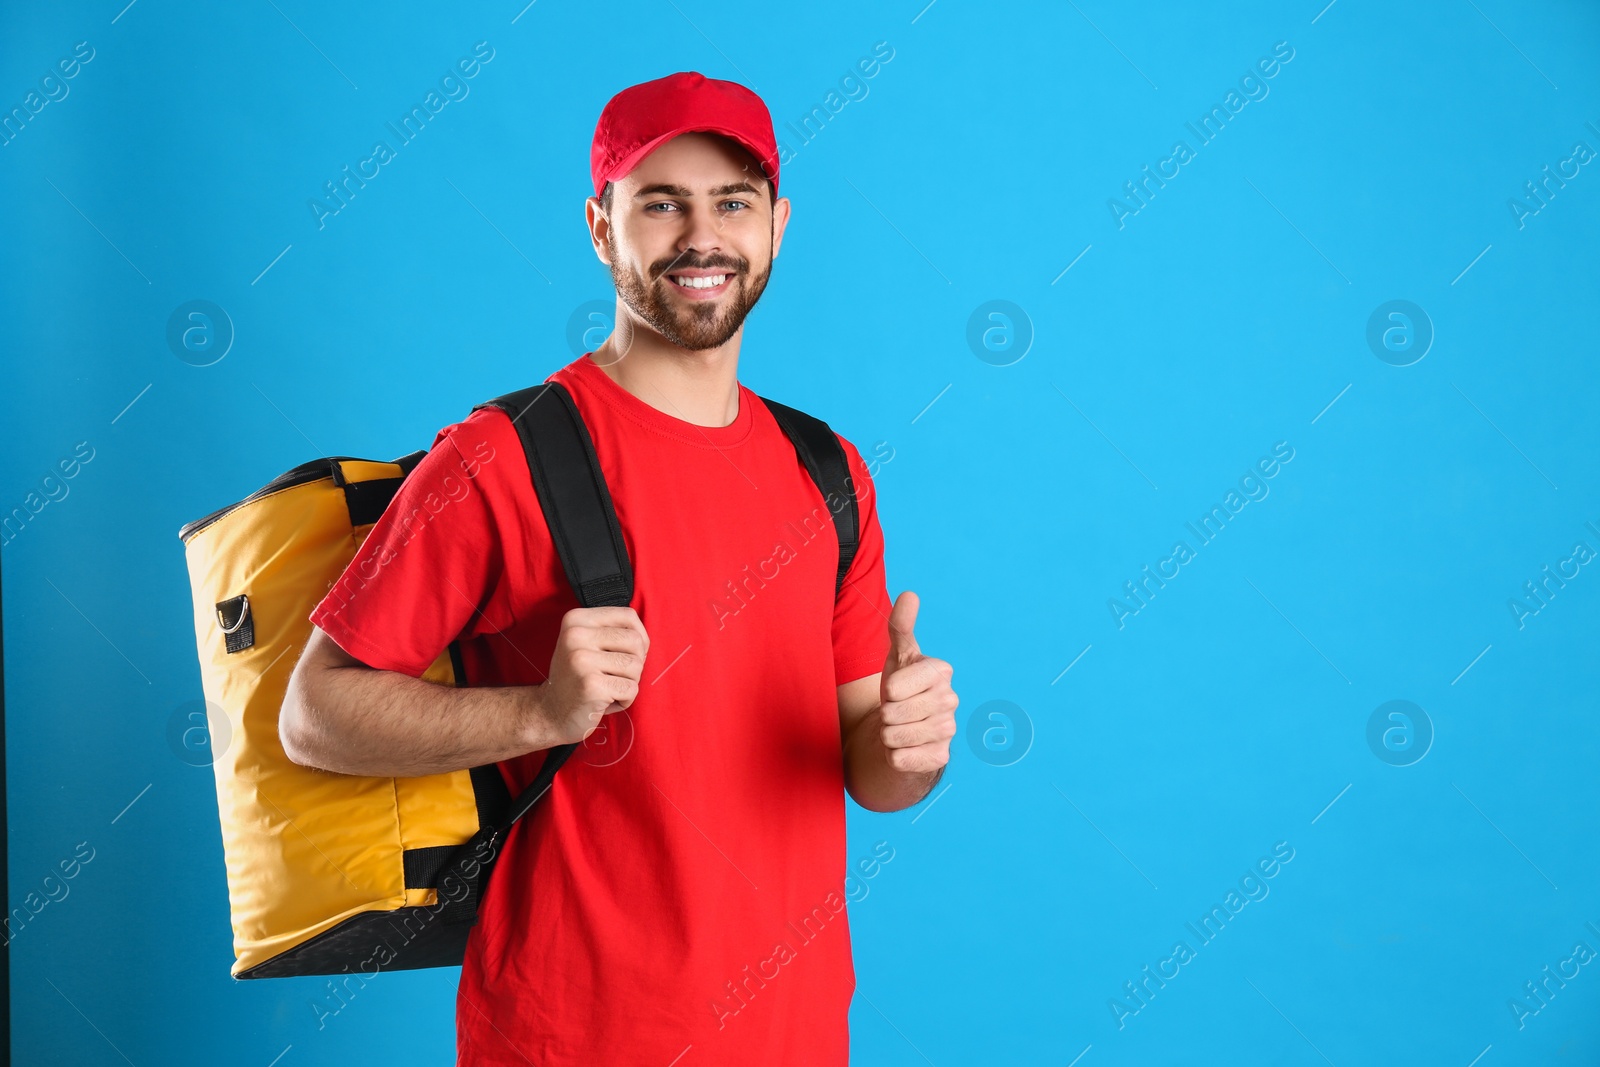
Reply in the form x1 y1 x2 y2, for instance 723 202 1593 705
667 273 730 290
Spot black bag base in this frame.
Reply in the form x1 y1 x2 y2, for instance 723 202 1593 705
235 903 475 980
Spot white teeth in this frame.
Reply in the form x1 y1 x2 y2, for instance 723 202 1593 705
671 274 727 289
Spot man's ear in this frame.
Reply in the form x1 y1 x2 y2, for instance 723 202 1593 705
586 196 613 266
771 195 792 260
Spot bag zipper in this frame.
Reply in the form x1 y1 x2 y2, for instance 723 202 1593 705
177 457 355 543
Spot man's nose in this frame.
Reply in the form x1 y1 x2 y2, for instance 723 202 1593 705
676 204 726 259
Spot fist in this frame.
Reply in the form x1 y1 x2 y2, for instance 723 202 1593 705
878 591 957 775
538 606 649 746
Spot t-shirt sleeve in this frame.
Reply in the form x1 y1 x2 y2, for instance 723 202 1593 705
308 410 519 678
831 435 893 687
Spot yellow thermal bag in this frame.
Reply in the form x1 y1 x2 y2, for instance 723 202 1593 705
177 383 636 979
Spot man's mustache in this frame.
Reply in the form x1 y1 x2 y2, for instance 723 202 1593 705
649 255 745 280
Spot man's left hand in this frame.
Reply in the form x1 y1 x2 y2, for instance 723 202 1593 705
877 590 957 776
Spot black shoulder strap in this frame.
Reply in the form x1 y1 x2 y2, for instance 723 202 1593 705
437 381 632 925
758 396 861 595
479 382 634 609
472 380 634 825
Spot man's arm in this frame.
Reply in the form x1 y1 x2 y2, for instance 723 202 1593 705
280 607 649 779
839 591 957 812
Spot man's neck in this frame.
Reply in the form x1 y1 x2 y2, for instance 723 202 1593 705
588 325 743 428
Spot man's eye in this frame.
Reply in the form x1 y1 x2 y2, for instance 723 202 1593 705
721 200 749 212
646 202 679 213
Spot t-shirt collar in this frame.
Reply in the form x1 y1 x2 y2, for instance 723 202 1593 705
567 352 756 449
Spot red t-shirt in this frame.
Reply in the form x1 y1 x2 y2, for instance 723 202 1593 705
308 353 892 1065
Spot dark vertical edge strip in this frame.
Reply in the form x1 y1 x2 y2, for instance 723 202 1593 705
1 546 11 1063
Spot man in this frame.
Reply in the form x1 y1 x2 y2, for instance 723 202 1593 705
280 71 958 1065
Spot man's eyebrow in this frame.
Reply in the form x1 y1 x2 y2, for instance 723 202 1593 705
633 181 763 199
634 183 694 199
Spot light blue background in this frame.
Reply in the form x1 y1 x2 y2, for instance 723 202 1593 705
3 0 1598 1063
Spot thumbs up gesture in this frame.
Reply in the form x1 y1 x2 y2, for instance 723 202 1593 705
877 591 958 776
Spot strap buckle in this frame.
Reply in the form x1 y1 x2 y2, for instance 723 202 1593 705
217 595 250 634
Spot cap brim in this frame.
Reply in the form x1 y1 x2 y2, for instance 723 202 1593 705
597 123 777 196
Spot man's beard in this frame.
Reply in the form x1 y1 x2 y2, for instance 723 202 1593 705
608 237 772 352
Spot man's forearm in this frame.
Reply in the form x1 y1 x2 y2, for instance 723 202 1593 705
282 660 550 778
842 705 945 813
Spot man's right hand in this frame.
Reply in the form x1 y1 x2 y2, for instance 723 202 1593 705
530 606 650 748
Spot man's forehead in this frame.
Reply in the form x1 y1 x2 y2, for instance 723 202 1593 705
618 132 770 192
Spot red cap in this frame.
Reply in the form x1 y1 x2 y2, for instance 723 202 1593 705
590 71 779 199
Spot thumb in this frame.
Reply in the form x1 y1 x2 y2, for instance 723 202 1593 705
884 590 922 674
